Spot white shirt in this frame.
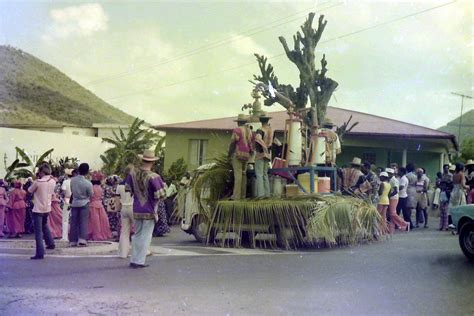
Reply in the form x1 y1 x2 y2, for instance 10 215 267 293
389 176 399 200
399 175 408 199
61 178 72 203
116 184 133 206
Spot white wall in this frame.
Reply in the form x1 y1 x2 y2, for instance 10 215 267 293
97 127 130 139
0 127 112 177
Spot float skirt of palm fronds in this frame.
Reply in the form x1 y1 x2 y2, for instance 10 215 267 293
208 195 388 249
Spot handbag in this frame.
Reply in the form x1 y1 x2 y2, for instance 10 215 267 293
107 196 121 213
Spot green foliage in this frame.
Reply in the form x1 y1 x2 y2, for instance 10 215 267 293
48 156 79 177
101 118 161 177
0 45 134 126
460 136 474 161
4 147 54 180
163 157 187 183
153 136 166 175
192 155 233 206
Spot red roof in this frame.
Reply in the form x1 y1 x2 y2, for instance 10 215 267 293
155 106 455 141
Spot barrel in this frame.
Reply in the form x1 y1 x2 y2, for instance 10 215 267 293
297 173 318 194
318 177 331 193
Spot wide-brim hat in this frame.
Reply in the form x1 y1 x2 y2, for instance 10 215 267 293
466 159 474 166
385 167 395 174
138 149 160 162
259 112 272 120
380 171 389 178
234 113 249 122
322 117 335 127
351 157 362 166
449 164 455 171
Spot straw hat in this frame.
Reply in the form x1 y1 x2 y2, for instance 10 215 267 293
465 159 474 166
380 172 389 178
138 149 160 162
259 112 272 120
322 118 335 127
234 113 249 122
351 157 362 166
385 168 395 174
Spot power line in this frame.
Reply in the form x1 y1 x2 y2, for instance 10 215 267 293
106 0 457 102
86 1 342 86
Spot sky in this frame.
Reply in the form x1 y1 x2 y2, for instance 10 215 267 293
0 0 472 128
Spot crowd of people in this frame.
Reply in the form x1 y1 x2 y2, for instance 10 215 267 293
339 158 474 232
0 149 176 266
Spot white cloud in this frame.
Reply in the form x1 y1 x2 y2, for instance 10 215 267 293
43 3 108 40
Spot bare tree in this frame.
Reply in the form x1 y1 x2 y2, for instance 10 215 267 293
253 13 338 128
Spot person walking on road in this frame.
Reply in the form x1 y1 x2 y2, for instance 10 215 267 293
70 163 93 247
126 150 167 268
28 163 56 260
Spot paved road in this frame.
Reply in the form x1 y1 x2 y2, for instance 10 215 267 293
1 225 473 315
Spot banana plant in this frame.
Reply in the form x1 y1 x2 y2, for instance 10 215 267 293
4 147 54 179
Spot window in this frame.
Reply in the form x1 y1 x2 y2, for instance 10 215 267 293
362 152 376 165
189 139 208 167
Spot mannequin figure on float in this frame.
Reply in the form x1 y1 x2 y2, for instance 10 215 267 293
229 114 253 200
318 118 341 167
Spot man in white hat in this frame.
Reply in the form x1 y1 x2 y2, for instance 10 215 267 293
339 157 364 195
125 149 167 268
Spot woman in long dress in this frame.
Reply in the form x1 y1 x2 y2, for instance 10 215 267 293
48 193 63 239
6 181 27 238
153 199 170 237
0 180 9 237
88 172 112 241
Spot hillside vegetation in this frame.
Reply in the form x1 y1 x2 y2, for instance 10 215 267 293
0 45 134 126
438 109 474 145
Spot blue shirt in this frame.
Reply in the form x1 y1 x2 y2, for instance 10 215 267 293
70 175 93 207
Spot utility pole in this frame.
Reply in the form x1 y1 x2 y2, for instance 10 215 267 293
451 92 473 146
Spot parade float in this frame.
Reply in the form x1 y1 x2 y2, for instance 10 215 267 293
179 13 387 249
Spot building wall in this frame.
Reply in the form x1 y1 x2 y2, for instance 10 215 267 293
62 127 96 137
97 128 130 139
164 129 230 171
163 129 448 180
0 127 111 177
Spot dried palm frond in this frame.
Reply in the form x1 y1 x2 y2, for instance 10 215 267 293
306 196 389 247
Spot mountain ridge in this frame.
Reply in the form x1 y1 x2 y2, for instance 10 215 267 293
0 45 135 127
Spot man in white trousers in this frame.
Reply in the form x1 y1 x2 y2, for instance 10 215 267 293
60 169 73 241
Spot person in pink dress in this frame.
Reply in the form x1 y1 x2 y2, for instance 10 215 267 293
88 171 112 241
48 193 63 239
0 179 8 237
6 180 27 238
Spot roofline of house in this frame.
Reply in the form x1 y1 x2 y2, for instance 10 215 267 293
154 107 454 137
0 123 82 128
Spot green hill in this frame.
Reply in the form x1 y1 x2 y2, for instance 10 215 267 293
438 109 474 145
0 45 135 126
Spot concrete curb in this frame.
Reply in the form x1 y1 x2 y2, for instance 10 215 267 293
0 239 118 256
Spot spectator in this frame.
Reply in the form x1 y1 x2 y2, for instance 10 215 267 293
126 150 167 268
70 163 93 247
28 163 56 260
